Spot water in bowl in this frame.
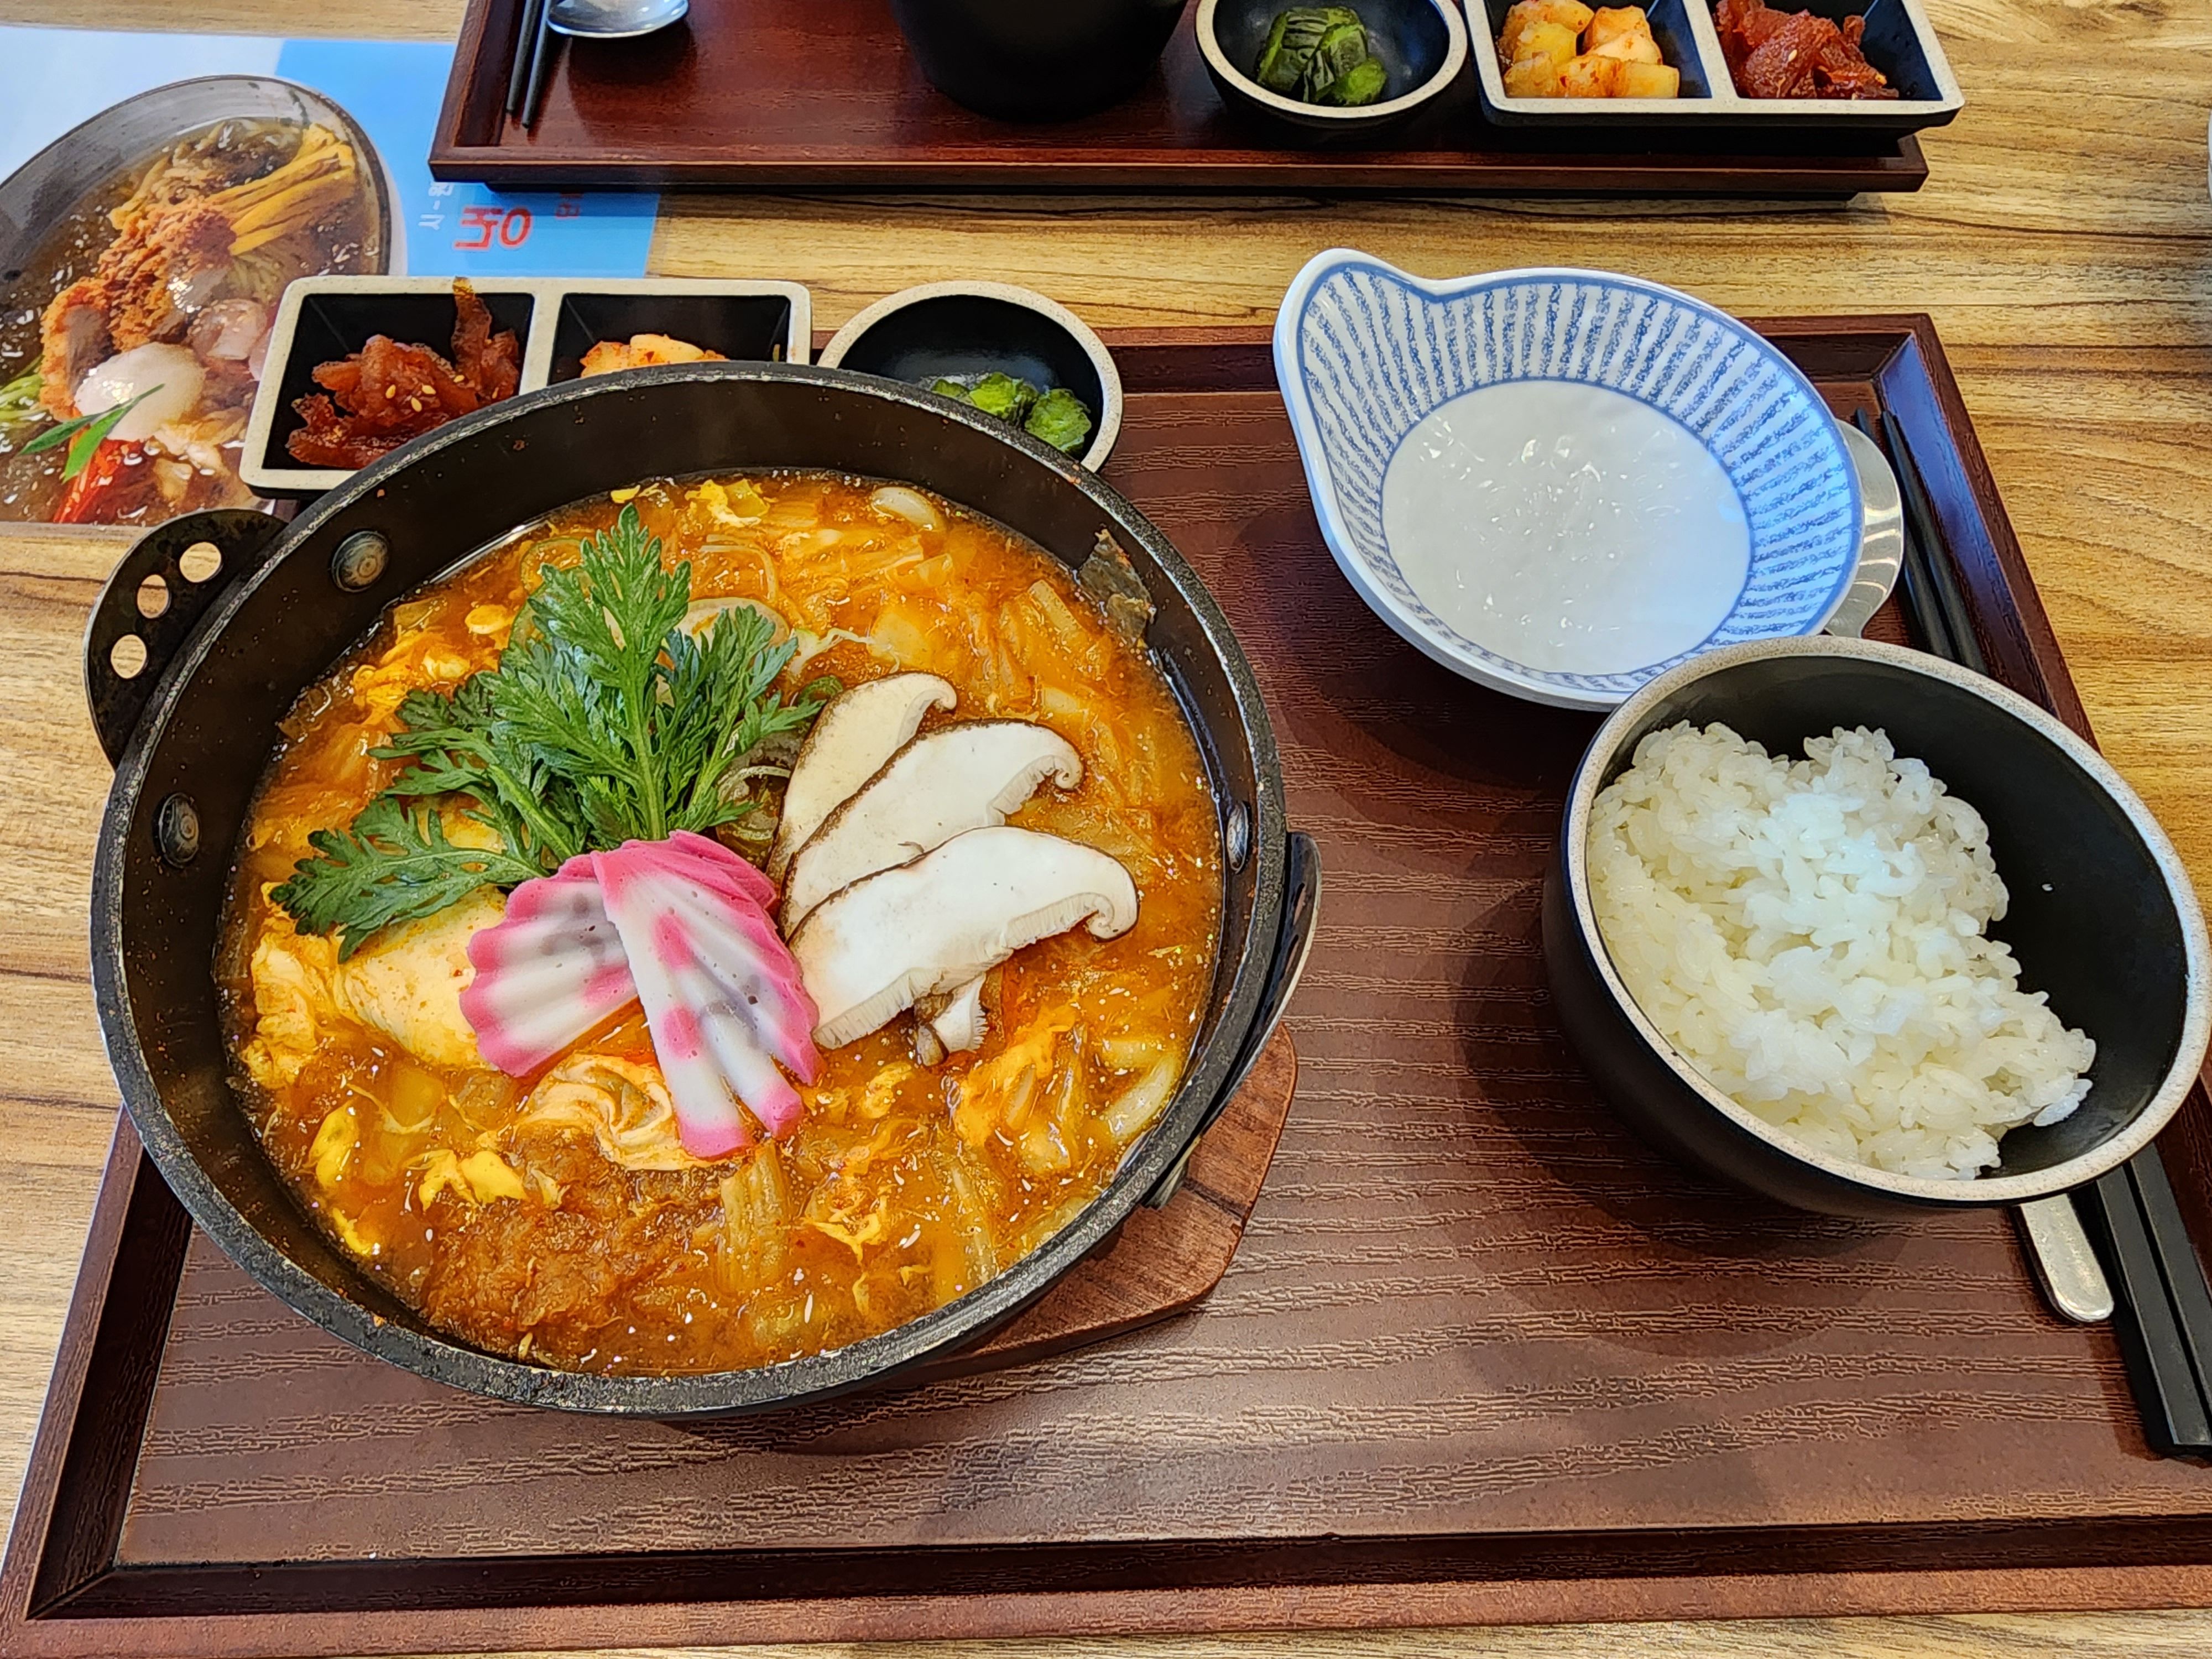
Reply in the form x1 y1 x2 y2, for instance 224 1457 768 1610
1380 380 1750 677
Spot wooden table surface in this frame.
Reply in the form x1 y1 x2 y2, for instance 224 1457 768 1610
2 0 2209 1653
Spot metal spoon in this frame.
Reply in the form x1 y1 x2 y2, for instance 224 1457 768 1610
546 0 688 38
1834 414 2114 1329
2018 1193 2116 1323
1827 419 1905 640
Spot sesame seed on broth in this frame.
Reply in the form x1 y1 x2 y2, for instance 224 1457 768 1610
219 472 1222 1375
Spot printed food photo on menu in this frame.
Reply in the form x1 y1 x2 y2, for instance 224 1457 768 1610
2 111 383 523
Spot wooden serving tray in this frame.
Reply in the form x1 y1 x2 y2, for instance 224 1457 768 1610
9 322 2212 1658
427 0 1929 197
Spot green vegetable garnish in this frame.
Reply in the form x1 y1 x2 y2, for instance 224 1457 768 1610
1253 7 1387 107
1305 19 1370 93
1319 55 1389 106
922 372 1095 456
966 372 1040 422
273 503 833 957
1256 6 1360 93
270 795 547 957
0 371 45 432
1024 387 1095 456
1255 12 1300 91
19 384 162 479
371 674 587 872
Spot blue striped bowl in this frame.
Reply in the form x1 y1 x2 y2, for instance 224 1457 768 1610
1274 253 1862 709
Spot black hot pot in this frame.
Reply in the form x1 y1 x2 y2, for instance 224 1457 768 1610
85 363 1317 1416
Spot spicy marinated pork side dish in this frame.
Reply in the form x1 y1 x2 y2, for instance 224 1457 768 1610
284 281 521 469
1 117 381 523
220 473 1222 1375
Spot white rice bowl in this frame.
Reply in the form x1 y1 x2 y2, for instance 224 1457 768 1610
1588 721 2095 1180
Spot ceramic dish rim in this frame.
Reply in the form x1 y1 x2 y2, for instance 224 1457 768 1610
1559 632 2212 1206
1194 0 1473 124
816 279 1124 472
1272 250 1862 711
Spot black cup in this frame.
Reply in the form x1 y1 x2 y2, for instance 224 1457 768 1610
890 0 1192 121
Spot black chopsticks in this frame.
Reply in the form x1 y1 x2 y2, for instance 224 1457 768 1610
1852 405 2212 1458
1877 408 1984 676
2080 1167 2211 1449
504 0 559 132
2132 1150 2212 1411
2078 1156 2212 1454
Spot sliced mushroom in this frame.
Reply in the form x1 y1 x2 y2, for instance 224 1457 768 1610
791 826 1138 1050
922 974 989 1054
766 671 956 883
779 719 1082 935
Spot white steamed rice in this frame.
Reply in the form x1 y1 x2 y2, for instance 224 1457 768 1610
1588 721 2094 1180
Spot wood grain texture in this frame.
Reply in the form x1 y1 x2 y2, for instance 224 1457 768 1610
292 1619 2212 1659
424 0 1927 195
1 0 2210 1650
10 329 2212 1659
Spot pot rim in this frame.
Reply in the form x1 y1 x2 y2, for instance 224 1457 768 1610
1558 632 2212 1208
90 360 1287 1414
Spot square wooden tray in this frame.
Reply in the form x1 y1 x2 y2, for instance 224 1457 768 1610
7 321 2212 1658
427 0 1930 196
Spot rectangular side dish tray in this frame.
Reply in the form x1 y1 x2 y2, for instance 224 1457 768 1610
241 277 812 498
12 323 2212 1657
428 0 1934 196
1468 0 1964 131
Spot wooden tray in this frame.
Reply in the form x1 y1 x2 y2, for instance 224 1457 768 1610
10 321 2212 1658
427 0 1929 197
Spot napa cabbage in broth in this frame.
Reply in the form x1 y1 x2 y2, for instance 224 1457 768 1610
220 472 1221 1374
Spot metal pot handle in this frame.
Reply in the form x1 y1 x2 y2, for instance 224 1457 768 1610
84 509 289 766
1145 828 1321 1208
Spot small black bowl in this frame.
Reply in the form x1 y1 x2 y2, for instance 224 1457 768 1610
1197 0 1469 136
889 0 1191 121
1544 635 2211 1219
817 281 1123 470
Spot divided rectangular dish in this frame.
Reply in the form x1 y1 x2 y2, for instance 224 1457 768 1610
1467 0 1963 131
240 276 812 498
